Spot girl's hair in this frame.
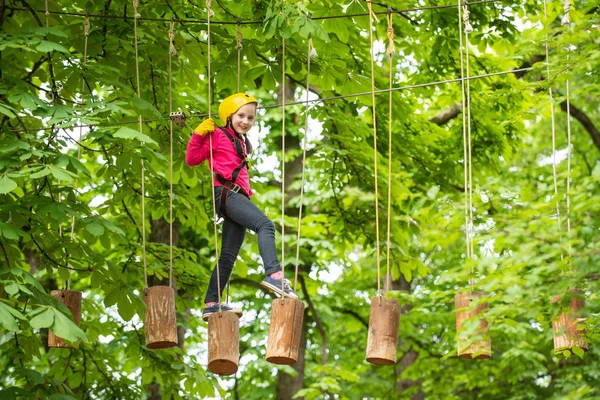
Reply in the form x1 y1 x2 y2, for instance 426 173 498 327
244 135 253 155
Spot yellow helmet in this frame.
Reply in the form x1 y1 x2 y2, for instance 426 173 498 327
218 93 258 125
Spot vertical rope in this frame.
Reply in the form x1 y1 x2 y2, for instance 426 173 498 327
46 0 64 290
205 0 221 312
293 35 316 292
236 20 243 93
280 3 287 298
463 4 474 287
385 11 394 294
67 12 90 291
563 1 573 270
44 0 49 27
133 0 148 289
366 0 382 300
168 18 176 288
457 1 471 283
543 0 563 257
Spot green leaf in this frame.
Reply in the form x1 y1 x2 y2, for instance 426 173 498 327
29 167 52 179
36 40 69 53
104 287 119 308
0 175 18 194
50 308 87 343
5 282 19 296
85 220 105 236
29 308 55 329
0 303 22 331
117 291 135 321
113 127 158 145
572 346 585 358
0 104 17 118
48 165 76 182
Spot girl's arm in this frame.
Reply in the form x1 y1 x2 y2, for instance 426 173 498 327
185 131 213 166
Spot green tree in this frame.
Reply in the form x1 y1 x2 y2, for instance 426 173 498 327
1 0 599 399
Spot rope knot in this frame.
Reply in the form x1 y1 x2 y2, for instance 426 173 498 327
386 14 395 56
308 38 317 59
561 0 571 26
462 5 473 34
169 20 177 56
83 15 90 36
236 22 243 50
206 0 215 18
133 0 141 18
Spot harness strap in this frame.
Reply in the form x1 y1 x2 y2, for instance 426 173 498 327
215 127 251 219
219 127 249 184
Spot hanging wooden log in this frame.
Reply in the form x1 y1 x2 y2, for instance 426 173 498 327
551 290 588 353
366 296 400 365
48 290 83 348
144 286 177 349
208 311 240 375
455 292 491 359
266 298 305 365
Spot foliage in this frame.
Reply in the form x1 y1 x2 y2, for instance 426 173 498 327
0 0 599 399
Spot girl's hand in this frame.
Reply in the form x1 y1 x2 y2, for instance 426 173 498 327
193 117 215 136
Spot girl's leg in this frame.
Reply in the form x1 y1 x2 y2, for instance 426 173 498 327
222 191 281 275
204 194 247 304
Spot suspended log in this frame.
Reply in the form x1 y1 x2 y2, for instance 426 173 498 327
48 290 82 348
144 286 177 349
208 311 240 375
552 290 588 353
366 296 400 365
455 292 491 359
266 298 305 365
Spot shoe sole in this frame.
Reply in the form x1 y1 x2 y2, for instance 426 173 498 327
261 281 298 299
202 309 243 322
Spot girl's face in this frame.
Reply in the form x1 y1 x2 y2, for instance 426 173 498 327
230 103 257 134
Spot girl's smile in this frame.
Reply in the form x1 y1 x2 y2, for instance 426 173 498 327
230 103 257 134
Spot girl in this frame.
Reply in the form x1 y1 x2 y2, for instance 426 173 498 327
186 93 297 320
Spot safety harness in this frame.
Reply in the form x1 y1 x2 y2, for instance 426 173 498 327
216 127 250 219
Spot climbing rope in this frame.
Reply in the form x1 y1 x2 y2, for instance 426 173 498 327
205 0 222 313
563 1 573 269
543 0 563 256
280 3 287 298
366 0 382 300
66 12 91 291
464 3 474 283
133 0 148 289
293 33 316 292
44 0 66 290
385 10 394 294
236 20 243 93
168 18 176 288
458 1 474 286
226 18 244 304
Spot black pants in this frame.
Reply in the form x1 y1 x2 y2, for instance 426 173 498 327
204 186 282 303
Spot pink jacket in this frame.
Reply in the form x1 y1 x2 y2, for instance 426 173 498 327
185 127 253 196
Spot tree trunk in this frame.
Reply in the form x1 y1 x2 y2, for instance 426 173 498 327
145 217 183 399
392 275 423 399
275 310 308 400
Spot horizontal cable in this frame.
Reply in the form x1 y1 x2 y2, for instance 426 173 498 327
7 0 504 26
8 67 532 134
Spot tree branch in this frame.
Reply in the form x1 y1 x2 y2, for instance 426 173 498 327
559 100 600 151
515 54 600 152
299 275 327 366
429 104 462 126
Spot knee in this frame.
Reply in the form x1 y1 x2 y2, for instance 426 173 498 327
219 247 239 267
254 216 275 235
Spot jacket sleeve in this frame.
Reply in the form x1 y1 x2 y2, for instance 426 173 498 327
185 131 213 166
